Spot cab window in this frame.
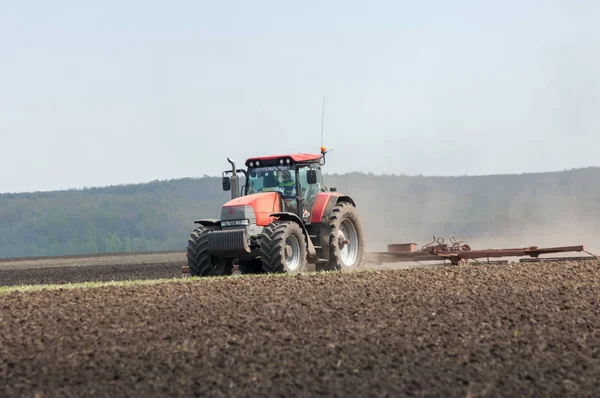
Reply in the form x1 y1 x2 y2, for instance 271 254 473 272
298 165 323 203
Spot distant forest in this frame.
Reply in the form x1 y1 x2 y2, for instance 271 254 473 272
1 167 599 258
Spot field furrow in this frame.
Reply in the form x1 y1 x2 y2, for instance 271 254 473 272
1 259 599 397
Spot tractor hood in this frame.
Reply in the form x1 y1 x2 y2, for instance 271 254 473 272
221 192 281 227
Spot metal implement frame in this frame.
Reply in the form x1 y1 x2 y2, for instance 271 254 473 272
366 235 596 266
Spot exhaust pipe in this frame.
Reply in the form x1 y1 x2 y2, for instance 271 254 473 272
227 157 239 199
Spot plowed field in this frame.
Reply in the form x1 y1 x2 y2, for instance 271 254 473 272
0 252 184 286
1 259 599 397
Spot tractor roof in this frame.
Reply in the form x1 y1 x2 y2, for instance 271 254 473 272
245 153 322 164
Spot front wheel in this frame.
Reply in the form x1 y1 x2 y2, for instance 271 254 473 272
326 202 366 271
186 226 233 277
260 221 308 273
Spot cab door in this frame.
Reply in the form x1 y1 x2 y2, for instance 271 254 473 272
298 164 323 223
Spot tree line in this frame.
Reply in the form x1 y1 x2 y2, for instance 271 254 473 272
1 168 599 258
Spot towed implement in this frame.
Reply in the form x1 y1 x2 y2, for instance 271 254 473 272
366 235 596 266
185 147 365 276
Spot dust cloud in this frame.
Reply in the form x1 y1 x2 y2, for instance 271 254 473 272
324 170 600 256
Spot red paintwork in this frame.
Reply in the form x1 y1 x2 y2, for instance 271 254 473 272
310 192 342 224
223 192 282 226
245 153 322 163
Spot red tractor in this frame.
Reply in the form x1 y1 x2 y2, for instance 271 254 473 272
186 148 365 276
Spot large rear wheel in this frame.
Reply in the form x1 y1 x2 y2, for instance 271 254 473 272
326 202 366 271
260 221 308 273
186 225 233 277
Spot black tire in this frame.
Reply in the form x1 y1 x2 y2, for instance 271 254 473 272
238 258 264 274
260 221 308 273
325 202 366 271
186 225 233 277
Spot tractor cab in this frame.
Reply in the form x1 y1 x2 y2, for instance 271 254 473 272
222 151 326 224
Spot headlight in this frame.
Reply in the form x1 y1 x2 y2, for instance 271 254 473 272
221 219 250 227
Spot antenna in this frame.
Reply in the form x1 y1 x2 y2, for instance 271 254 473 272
320 96 325 149
319 96 330 166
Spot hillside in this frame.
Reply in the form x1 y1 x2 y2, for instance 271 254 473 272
1 168 599 258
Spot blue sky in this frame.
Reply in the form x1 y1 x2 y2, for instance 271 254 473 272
1 1 599 192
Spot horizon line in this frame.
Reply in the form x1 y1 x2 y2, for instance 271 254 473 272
2 165 598 195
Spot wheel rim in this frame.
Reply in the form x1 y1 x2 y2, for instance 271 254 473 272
285 233 301 271
338 219 359 266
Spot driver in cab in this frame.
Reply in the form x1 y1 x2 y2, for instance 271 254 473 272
254 170 295 196
278 170 296 196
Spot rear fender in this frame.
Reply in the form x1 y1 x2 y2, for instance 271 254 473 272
269 212 317 260
193 219 221 228
333 195 355 208
310 193 355 224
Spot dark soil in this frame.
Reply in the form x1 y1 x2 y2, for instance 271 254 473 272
0 261 182 286
1 260 599 397
0 251 183 264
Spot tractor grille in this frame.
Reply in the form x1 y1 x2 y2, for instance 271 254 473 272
207 228 250 254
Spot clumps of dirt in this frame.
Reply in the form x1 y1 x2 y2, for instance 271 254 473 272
1 260 599 397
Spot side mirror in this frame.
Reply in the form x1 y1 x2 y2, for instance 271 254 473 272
222 176 231 191
307 169 317 184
